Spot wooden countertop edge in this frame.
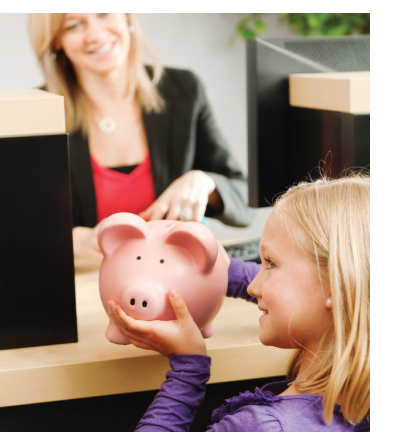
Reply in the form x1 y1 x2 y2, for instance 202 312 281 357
0 345 293 408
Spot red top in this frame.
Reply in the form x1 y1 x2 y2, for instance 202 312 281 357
91 154 156 223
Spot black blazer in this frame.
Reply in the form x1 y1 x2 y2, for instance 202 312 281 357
68 67 254 228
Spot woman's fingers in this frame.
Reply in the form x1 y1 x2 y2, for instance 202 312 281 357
140 201 171 221
137 206 152 221
192 198 207 222
165 202 181 221
138 171 216 222
150 202 170 221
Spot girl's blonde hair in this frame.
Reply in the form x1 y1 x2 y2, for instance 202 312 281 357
278 174 370 425
28 13 164 135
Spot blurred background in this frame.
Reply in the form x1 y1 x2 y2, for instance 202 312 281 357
0 13 370 241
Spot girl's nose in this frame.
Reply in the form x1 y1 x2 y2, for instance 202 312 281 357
247 274 261 300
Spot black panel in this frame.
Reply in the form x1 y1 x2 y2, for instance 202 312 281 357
0 375 285 432
0 134 77 350
289 108 370 181
247 36 370 208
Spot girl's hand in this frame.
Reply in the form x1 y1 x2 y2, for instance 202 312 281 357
139 170 221 222
107 289 207 357
72 223 103 263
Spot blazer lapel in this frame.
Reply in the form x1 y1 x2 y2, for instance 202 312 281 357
143 109 170 197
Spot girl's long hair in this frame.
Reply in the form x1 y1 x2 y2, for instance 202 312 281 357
279 174 370 425
28 13 164 135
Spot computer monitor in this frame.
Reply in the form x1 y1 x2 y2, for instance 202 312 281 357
247 36 370 208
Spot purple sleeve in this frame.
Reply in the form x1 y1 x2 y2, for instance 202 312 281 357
135 354 210 432
227 258 260 304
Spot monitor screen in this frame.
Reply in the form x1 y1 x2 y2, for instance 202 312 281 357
247 36 370 208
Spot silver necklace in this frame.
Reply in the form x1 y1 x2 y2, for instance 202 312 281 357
99 117 117 134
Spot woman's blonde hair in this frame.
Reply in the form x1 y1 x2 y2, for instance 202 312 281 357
278 174 370 425
28 13 164 135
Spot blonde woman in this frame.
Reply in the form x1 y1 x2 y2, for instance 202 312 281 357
108 174 370 431
28 13 253 262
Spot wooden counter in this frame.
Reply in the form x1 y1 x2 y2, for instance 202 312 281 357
0 260 293 408
0 89 65 137
289 71 370 114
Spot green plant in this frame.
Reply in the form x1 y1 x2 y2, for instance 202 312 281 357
281 13 370 36
230 13 370 42
228 13 266 45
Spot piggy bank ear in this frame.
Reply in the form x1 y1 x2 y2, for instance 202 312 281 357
165 222 218 273
97 213 150 257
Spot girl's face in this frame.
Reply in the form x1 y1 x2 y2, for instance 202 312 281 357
54 13 131 77
248 207 332 351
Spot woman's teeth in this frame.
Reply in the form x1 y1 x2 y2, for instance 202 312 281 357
93 42 114 54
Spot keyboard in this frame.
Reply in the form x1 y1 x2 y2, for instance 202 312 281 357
223 237 261 263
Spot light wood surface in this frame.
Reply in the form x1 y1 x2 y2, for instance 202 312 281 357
0 89 65 137
0 259 293 408
289 71 370 114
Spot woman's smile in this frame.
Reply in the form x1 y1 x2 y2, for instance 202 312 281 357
87 40 117 57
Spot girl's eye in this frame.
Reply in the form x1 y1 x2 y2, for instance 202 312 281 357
99 13 110 18
265 258 275 269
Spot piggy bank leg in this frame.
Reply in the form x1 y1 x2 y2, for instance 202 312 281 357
200 321 215 338
105 321 130 345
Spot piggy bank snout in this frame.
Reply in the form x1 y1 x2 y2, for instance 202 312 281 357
121 285 168 321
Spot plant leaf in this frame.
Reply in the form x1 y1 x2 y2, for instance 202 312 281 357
254 18 266 33
240 28 256 40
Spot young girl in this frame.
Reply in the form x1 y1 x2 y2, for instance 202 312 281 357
107 174 370 432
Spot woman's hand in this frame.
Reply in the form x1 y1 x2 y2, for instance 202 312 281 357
72 223 103 263
139 170 222 222
107 289 207 357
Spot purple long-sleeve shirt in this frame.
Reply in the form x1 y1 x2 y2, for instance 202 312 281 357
135 258 370 432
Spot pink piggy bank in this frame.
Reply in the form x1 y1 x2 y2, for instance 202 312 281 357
97 212 228 344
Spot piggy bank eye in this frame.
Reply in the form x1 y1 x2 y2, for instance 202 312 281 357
160 259 164 264
136 256 141 260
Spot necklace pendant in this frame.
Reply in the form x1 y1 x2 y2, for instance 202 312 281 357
99 117 117 134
